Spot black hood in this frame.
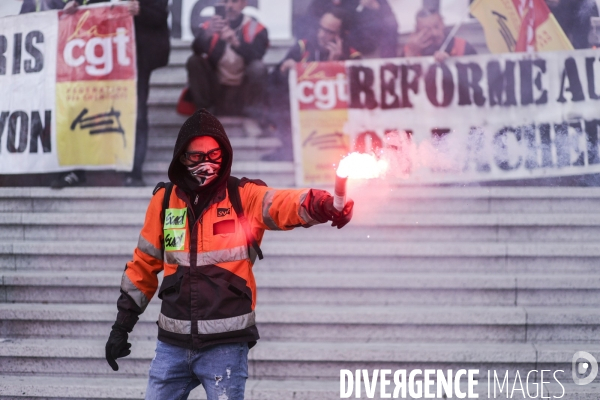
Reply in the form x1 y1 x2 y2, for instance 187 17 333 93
168 109 233 194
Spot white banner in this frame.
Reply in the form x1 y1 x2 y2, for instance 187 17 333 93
0 11 58 174
289 50 600 185
0 5 137 175
345 50 600 183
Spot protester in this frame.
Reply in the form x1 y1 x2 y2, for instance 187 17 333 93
185 0 269 117
262 9 360 162
104 109 354 400
127 0 170 187
545 0 599 49
402 8 476 61
304 0 398 58
49 0 170 188
281 8 361 68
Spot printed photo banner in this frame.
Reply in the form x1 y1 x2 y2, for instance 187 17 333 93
290 50 600 185
0 4 137 174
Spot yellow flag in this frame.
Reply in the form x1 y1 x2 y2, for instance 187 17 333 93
470 0 573 53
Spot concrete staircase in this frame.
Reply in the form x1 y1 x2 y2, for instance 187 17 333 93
2 38 600 400
1 187 600 398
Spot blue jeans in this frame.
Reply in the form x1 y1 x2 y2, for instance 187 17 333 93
145 340 249 400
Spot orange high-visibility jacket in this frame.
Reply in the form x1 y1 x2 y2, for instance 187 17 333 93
119 179 321 349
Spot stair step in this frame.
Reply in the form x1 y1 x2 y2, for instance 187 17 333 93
148 124 248 139
1 338 596 381
149 66 186 86
1 240 600 259
147 106 263 137
4 375 597 399
149 115 248 133
6 212 600 242
0 375 341 400
6 212 600 226
6 187 600 213
14 375 599 400
2 271 600 307
148 136 282 150
2 303 600 342
1 240 600 273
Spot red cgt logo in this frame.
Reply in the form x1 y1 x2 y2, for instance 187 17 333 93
56 6 135 82
295 62 348 111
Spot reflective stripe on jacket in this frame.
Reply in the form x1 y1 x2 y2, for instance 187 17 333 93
203 16 266 55
120 179 321 349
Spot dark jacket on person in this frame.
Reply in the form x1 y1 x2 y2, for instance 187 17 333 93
307 0 399 57
114 109 332 350
548 0 599 49
192 14 269 68
133 0 170 71
283 37 361 63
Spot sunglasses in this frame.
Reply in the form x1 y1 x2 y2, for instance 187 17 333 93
182 148 222 163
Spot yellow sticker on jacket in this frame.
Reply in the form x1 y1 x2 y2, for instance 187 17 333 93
164 208 187 229
164 229 186 251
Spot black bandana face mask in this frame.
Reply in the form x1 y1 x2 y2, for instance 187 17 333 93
186 161 221 186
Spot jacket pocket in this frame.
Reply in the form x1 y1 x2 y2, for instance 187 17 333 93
158 272 182 300
228 283 250 300
213 219 236 235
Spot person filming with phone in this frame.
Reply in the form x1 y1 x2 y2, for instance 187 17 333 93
186 0 269 117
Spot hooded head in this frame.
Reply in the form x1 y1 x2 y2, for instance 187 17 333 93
168 109 233 193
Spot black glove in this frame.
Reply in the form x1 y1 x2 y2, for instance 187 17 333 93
105 323 132 371
321 196 354 229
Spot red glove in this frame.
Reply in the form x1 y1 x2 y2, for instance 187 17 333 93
304 190 354 229
321 196 354 229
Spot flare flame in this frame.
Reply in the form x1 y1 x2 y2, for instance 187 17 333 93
336 152 388 179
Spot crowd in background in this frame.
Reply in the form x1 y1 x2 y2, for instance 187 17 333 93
181 0 599 161
13 0 600 182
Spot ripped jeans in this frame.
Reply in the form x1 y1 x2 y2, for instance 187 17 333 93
145 340 249 400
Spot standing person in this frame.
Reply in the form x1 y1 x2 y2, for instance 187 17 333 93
126 0 170 186
185 0 269 117
50 0 170 188
403 8 477 61
103 109 354 400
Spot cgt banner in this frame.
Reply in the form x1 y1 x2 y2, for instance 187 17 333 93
290 50 600 185
0 4 136 174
